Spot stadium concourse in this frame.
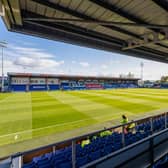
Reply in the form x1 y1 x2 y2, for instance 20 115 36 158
1 0 168 168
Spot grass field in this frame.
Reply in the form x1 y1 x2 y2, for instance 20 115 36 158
1 88 168 157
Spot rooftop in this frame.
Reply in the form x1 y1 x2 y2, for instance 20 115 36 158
8 72 139 81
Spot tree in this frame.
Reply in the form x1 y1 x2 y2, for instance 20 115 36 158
161 76 168 83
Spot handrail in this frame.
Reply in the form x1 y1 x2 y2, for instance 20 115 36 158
9 111 167 159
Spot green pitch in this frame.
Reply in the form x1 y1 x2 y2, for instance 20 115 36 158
0 88 168 157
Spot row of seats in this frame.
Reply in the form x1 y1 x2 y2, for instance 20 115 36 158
136 116 167 133
23 116 168 168
153 154 168 168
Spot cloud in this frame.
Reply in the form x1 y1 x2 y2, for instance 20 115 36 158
14 57 37 67
3 43 168 80
39 59 64 68
101 64 108 69
1 58 65 75
1 44 65 75
79 62 90 67
13 56 64 69
15 40 36 46
109 59 120 65
72 60 76 64
9 44 55 58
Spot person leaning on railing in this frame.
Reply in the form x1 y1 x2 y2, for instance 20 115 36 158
100 127 112 137
126 120 136 133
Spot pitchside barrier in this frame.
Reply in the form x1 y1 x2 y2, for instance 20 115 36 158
0 112 168 168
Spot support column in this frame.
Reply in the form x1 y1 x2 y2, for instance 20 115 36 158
53 145 56 154
12 155 22 168
122 125 125 147
72 140 76 168
150 118 153 134
149 137 154 167
165 112 167 129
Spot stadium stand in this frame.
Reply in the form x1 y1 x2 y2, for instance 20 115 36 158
69 81 86 90
18 112 168 168
1 1 168 167
154 154 168 168
0 77 8 92
29 85 47 91
48 84 60 91
7 73 139 92
72 85 86 90
160 84 168 89
85 84 103 90
60 82 71 91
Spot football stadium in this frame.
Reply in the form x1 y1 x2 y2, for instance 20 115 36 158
0 0 168 168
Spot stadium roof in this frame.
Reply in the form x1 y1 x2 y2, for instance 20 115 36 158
1 0 168 63
8 72 139 81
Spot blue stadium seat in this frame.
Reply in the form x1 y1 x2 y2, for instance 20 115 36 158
45 152 53 160
22 162 36 168
36 158 52 168
153 154 168 168
58 161 72 168
33 155 46 163
76 156 89 167
101 145 114 156
89 150 101 161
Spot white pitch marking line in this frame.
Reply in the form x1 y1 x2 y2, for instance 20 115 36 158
0 118 90 138
0 112 122 139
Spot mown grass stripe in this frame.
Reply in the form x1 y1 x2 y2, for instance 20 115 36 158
48 92 128 122
91 90 168 108
67 90 156 115
31 92 96 137
118 88 168 95
98 90 168 103
0 93 32 139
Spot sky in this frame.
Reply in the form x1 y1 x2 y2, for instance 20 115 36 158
0 18 168 80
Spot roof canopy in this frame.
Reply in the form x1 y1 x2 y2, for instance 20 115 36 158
8 72 139 81
1 0 168 62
